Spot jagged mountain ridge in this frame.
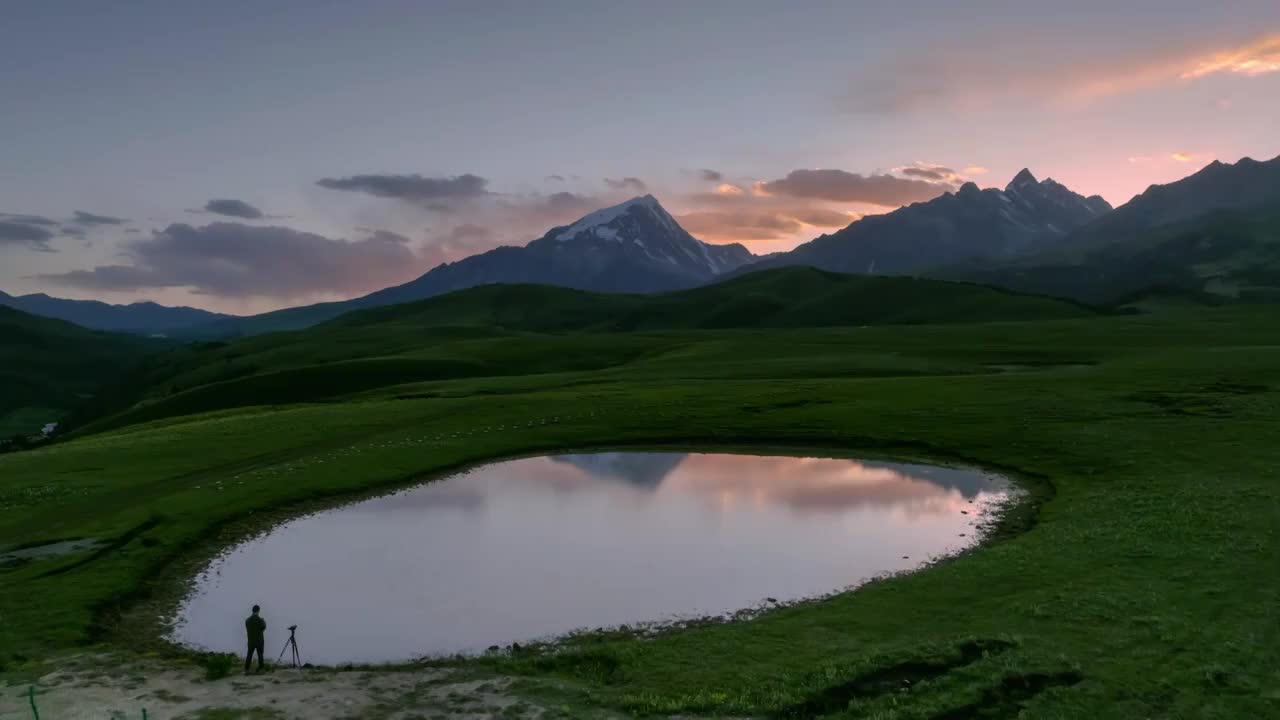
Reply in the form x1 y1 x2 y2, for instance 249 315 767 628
1031 154 1280 258
948 154 1280 303
739 169 1112 277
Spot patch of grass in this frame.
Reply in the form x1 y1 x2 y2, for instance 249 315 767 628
200 653 237 681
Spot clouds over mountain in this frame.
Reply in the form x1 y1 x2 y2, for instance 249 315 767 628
755 169 950 206
671 163 972 244
37 222 424 298
316 170 633 267
12 156 981 308
305 162 963 258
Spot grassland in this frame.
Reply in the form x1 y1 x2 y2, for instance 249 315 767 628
2 301 1278 717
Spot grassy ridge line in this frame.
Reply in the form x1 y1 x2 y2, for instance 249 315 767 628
320 265 1096 332
2 307 1278 716
68 267 1096 434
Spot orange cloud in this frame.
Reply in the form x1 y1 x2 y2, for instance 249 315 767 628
1128 152 1213 166
850 31 1280 113
1181 34 1280 79
714 183 745 196
676 204 859 243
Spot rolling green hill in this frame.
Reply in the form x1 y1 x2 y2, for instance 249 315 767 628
328 266 1095 332
0 306 159 437
73 268 1096 433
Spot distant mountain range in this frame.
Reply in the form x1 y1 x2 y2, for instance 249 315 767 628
189 195 754 337
741 169 1112 277
946 154 1280 303
9 155 1280 335
0 291 232 333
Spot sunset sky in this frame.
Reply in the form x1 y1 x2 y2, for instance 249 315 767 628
3 1 1279 314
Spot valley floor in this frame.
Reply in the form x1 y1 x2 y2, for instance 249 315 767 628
2 308 1279 718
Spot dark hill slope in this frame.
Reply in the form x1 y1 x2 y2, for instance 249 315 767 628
0 306 158 436
957 207 1280 304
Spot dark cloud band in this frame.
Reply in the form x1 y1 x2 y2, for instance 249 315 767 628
37 222 423 298
204 198 265 219
757 169 950 206
72 210 128 226
316 173 490 208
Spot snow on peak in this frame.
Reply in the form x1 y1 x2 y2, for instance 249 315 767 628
552 194 673 242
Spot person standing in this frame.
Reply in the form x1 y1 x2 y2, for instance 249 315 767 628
244 604 266 673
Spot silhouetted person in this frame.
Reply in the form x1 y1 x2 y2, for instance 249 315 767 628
244 604 266 673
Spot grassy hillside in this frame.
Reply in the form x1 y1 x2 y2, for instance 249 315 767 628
74 269 1096 432
0 306 159 437
1 306 1277 718
956 200 1280 304
183 265 1093 338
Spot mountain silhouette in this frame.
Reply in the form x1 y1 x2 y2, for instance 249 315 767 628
0 290 232 333
548 452 688 489
739 170 1110 276
190 196 754 337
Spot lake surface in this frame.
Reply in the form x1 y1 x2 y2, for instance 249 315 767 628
173 452 1009 663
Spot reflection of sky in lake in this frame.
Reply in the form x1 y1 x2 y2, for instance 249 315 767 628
175 453 1008 663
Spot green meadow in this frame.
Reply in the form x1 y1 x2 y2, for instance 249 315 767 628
1 280 1278 717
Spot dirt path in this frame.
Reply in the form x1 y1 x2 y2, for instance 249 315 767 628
2 655 559 720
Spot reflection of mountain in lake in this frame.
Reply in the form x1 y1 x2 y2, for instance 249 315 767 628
549 452 688 488
857 461 995 499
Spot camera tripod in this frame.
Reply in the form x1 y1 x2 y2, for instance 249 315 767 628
277 624 302 667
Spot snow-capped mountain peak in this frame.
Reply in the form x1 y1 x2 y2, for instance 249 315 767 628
552 194 670 242
536 194 751 276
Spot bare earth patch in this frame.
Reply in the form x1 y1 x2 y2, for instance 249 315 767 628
2 655 559 720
